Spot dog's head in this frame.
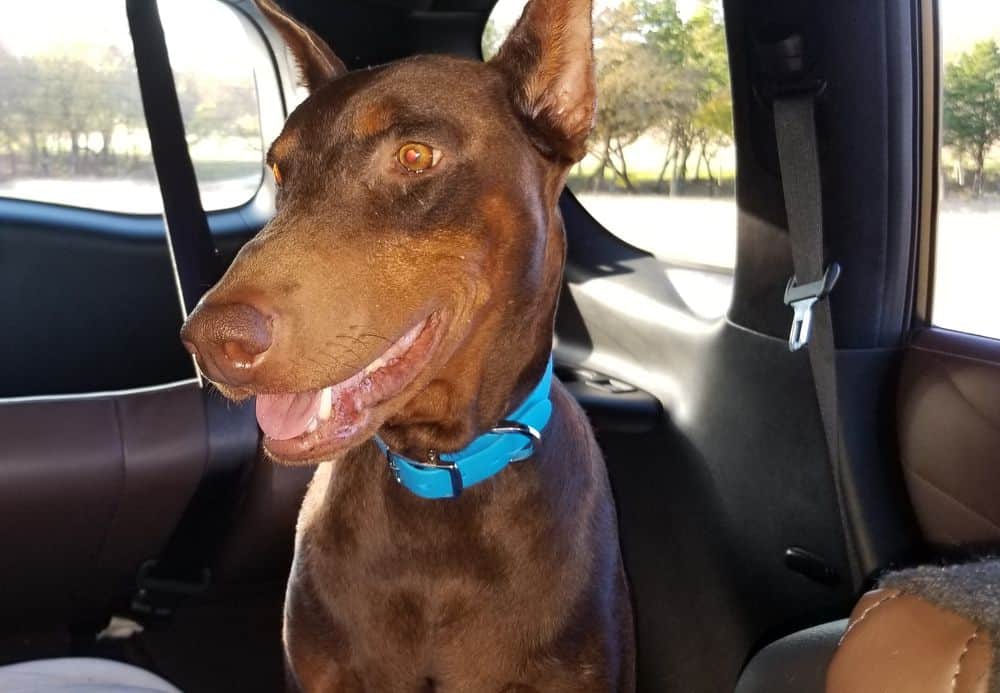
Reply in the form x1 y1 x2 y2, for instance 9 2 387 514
181 0 595 464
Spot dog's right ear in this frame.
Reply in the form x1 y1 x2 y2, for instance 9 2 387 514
254 0 347 93
490 0 595 162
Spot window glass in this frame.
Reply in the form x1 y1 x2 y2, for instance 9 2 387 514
484 0 736 319
934 1 1000 338
0 0 263 214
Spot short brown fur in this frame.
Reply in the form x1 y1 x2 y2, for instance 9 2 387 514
181 0 635 689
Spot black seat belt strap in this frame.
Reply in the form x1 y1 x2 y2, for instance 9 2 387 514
775 95 841 353
126 0 258 619
126 0 220 316
768 37 860 585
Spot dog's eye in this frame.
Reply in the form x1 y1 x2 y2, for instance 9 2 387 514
271 163 283 186
396 143 439 173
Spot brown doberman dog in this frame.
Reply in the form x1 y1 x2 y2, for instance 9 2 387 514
180 0 634 689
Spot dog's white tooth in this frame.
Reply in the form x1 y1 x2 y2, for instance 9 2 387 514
366 354 387 374
305 416 319 434
319 387 333 420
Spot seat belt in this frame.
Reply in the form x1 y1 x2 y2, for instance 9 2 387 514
767 35 861 586
126 0 259 619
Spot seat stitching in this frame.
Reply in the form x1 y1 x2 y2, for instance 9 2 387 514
952 629 979 692
837 591 902 646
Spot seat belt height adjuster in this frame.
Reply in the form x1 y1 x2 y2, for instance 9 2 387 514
783 262 841 352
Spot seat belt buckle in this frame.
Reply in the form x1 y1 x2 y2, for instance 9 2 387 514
130 559 211 621
784 262 841 352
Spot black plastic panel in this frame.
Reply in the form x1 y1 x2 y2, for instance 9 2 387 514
0 199 259 397
554 194 856 692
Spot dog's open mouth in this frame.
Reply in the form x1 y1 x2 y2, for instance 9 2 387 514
256 313 441 461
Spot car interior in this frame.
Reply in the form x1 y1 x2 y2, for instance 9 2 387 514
1 0 999 691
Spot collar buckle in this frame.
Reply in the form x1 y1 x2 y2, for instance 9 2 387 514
386 448 464 497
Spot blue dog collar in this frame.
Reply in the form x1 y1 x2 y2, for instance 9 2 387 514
374 358 554 500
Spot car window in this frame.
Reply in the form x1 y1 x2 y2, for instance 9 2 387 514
484 0 736 319
933 0 1000 339
0 0 263 215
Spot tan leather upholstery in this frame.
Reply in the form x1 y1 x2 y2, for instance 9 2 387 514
827 588 993 693
899 330 1000 544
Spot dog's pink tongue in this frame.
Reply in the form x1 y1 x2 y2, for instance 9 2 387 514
255 391 323 440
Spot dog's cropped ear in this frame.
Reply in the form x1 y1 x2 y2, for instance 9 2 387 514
254 0 347 92
490 0 595 162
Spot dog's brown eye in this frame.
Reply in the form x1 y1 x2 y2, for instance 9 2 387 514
271 163 283 186
397 143 437 172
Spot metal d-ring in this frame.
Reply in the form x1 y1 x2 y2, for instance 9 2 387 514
491 420 541 441
491 420 541 463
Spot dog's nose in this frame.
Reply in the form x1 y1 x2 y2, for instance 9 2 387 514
181 302 273 386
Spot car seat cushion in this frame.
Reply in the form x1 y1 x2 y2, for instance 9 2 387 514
0 657 181 693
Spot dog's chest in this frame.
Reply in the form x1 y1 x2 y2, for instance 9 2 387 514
288 443 590 664
296 450 539 600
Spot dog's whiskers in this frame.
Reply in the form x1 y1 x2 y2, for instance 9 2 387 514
358 332 392 344
316 346 364 372
333 334 367 348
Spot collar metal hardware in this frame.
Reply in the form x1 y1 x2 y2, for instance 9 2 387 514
784 262 841 352
387 449 465 497
489 420 541 462
382 419 544 497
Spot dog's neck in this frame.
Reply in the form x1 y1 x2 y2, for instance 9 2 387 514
379 210 566 459
379 332 554 461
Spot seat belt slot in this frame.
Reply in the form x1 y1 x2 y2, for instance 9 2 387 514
131 560 211 619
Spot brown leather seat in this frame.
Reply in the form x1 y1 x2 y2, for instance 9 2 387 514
827 563 997 693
